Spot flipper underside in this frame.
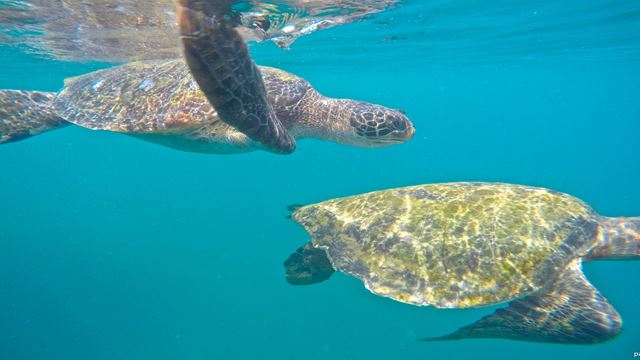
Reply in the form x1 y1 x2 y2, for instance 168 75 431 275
0 90 68 144
424 260 622 344
177 0 296 154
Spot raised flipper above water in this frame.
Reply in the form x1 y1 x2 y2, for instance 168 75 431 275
423 260 622 344
0 90 68 144
177 0 296 154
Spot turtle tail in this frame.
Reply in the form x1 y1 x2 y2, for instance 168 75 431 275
586 216 640 260
0 90 68 144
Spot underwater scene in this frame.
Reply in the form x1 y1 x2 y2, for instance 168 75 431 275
0 0 639 359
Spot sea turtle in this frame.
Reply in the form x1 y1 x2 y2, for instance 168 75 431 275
284 182 639 344
0 0 413 154
0 59 413 154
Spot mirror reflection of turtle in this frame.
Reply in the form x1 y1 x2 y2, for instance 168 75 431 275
0 0 400 62
0 0 413 154
284 182 639 344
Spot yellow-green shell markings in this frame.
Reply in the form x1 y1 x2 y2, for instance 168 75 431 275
292 182 600 308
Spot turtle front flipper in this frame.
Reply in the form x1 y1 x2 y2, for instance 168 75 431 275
177 0 296 154
424 259 622 344
0 90 68 144
284 243 335 285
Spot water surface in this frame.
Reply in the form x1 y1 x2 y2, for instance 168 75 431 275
0 1 639 359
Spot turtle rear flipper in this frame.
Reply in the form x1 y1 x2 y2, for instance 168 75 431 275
423 260 622 344
0 90 68 144
177 0 296 154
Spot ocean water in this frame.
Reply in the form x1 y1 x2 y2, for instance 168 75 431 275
1 1 640 359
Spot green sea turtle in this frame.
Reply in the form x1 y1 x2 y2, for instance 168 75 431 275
284 182 639 344
0 59 413 153
0 0 413 154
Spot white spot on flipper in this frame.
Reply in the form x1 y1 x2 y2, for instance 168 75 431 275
189 80 199 90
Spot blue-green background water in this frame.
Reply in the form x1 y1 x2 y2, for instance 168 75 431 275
1 1 640 359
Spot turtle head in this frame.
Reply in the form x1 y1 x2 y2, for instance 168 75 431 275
346 101 415 147
289 97 414 148
284 205 336 286
284 244 335 285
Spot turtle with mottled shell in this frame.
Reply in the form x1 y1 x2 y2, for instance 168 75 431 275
284 182 640 344
0 0 413 154
0 59 412 153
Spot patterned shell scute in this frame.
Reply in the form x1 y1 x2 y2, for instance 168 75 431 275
259 66 314 127
53 59 216 133
292 183 599 308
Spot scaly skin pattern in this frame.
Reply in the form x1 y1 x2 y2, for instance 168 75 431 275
292 182 600 308
587 216 640 259
0 90 67 143
178 0 296 154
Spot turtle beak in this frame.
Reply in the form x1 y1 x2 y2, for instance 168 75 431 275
404 124 415 140
392 121 414 143
391 114 415 141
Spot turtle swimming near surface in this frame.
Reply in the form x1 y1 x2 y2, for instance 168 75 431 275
284 182 639 344
0 61 413 155
0 0 413 154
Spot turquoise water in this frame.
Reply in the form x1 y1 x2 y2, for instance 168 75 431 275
1 1 640 359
